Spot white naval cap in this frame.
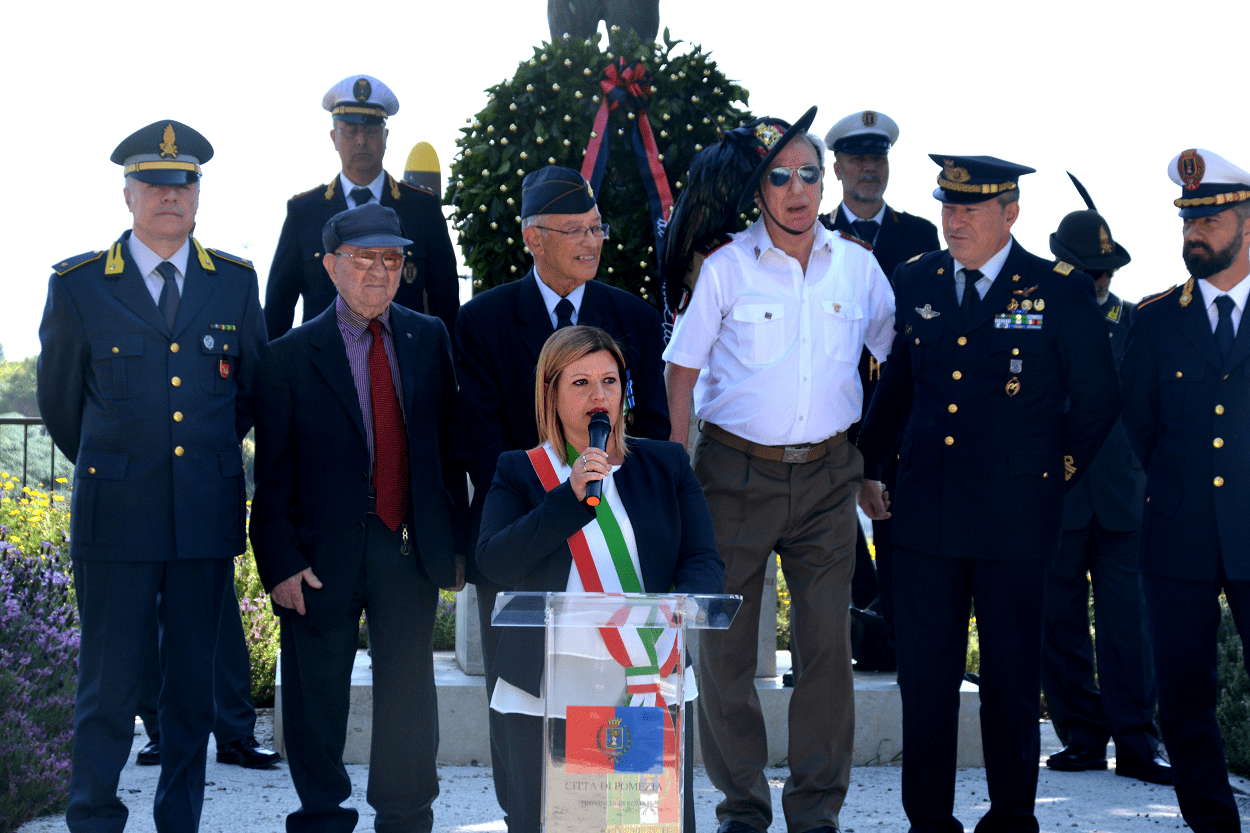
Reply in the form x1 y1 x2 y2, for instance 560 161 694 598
823 110 899 155
1168 148 1250 218
323 75 399 125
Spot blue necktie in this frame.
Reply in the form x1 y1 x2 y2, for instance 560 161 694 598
960 268 982 327
350 186 374 207
851 219 880 245
555 298 575 329
1214 294 1235 362
155 261 180 331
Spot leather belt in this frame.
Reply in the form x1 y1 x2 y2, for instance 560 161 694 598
702 422 845 464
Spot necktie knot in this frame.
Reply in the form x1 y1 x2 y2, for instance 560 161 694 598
851 219 880 244
367 318 383 337
350 186 374 207
555 297 575 329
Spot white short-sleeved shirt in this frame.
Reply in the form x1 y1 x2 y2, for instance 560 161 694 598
663 221 896 445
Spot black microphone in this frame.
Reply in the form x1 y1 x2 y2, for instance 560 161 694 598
584 412 611 507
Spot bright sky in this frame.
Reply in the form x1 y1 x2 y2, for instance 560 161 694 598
4 0 1247 360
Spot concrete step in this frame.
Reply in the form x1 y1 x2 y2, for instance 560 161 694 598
275 651 984 768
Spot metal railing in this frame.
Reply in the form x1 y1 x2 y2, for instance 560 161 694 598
0 417 62 492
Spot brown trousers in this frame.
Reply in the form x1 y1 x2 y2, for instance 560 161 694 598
693 431 860 832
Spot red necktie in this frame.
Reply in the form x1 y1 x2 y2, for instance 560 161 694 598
367 319 409 530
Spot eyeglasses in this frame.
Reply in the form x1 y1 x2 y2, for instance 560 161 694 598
533 223 611 240
766 165 822 188
334 250 405 271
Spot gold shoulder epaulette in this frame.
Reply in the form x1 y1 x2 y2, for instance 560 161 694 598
906 253 923 265
1136 285 1178 310
1053 261 1075 275
207 248 255 269
697 232 733 258
838 230 873 251
52 250 105 275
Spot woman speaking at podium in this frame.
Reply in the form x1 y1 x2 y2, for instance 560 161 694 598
477 325 723 833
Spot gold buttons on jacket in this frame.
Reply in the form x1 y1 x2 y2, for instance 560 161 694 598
915 338 920 345
223 344 229 352
1216 404 1225 415
1214 438 1224 448
1175 371 1183 378
174 446 185 457
171 376 181 386
111 346 119 354
952 371 962 380
1012 348 1020 356
88 467 96 474
945 436 954 445
173 412 183 422
1042 472 1049 478
948 404 958 413
1215 476 1225 487
170 343 179 353
957 336 967 346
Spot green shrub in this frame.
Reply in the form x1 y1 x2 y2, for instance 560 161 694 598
234 538 279 708
775 556 790 651
1217 595 1250 778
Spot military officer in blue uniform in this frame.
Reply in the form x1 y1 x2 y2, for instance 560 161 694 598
37 120 266 833
818 109 940 672
1040 179 1170 785
265 74 459 339
1120 149 1250 833
858 155 1119 833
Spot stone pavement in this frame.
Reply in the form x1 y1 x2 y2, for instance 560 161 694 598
17 711 1250 833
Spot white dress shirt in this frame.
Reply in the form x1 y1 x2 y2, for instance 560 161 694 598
340 171 385 207
1197 274 1249 336
127 234 189 304
534 271 588 329
664 220 896 445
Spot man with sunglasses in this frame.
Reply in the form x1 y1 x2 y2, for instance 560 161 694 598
665 108 895 833
451 164 670 827
250 202 465 832
857 156 1119 831
818 109 940 673
1040 182 1170 785
265 74 460 340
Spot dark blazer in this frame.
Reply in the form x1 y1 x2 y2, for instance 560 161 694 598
264 172 459 340
858 241 1120 561
37 230 265 561
249 302 463 616
454 270 671 578
1121 281 1250 581
477 438 723 697
824 202 941 281
1061 293 1144 535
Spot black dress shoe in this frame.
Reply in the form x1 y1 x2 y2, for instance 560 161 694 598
717 821 765 833
1046 744 1108 771
1116 752 1173 785
216 736 281 769
800 826 841 833
135 740 160 766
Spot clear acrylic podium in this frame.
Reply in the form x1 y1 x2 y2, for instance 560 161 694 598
493 592 741 833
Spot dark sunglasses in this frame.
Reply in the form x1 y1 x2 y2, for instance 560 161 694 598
767 165 821 187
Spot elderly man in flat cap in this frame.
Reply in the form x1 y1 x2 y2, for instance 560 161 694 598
265 74 459 340
251 202 464 833
1121 149 1250 833
37 119 266 832
665 107 895 833
858 155 1119 832
1040 176 1170 787
817 109 940 673
452 164 670 827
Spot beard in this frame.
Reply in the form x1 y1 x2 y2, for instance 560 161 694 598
851 178 885 203
1184 224 1242 281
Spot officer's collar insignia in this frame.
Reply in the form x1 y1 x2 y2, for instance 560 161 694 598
1064 455 1077 481
353 77 372 102
861 111 877 127
1178 149 1205 191
942 160 971 184
1106 303 1121 322
936 267 945 275
1179 276 1194 307
753 122 784 153
1012 274 1021 282
1099 225 1113 254
159 123 178 159
916 304 941 319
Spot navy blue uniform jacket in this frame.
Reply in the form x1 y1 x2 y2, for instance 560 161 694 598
1120 281 1250 581
265 172 459 339
454 270 671 580
858 241 1120 560
249 303 464 617
824 203 941 281
476 438 723 697
37 231 265 561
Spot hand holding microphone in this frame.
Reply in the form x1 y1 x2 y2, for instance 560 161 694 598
583 411 611 507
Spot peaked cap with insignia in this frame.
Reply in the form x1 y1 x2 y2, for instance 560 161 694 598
929 154 1035 204
1167 148 1250 218
323 74 399 125
520 165 597 217
824 109 898 156
112 120 213 185
1049 172 1131 271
